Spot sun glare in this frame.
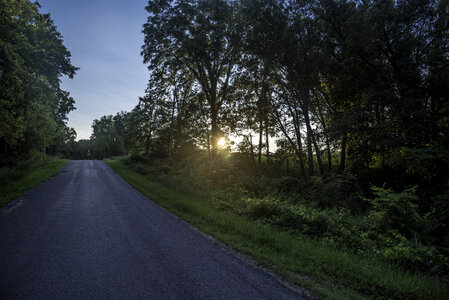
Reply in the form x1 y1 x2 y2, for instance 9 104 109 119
217 137 226 147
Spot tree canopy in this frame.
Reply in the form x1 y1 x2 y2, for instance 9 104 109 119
0 0 78 164
133 0 449 181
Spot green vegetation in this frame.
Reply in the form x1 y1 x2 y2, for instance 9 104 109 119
0 1 76 199
105 156 448 299
0 158 69 207
0 0 78 165
2 0 448 298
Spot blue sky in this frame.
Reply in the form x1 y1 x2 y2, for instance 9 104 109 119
40 0 149 140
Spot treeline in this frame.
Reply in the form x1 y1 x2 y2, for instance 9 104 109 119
64 112 132 159
93 0 448 184
0 0 78 166
138 0 448 179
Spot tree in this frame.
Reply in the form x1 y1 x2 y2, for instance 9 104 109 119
239 0 285 164
142 0 243 157
91 116 121 158
0 0 77 163
315 0 449 179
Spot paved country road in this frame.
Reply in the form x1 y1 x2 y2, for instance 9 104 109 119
0 160 303 299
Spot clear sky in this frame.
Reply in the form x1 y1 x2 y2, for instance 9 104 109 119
39 0 149 140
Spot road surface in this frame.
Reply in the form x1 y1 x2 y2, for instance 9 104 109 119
0 160 303 299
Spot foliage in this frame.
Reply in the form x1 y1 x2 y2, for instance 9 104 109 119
0 157 69 207
142 0 243 157
107 157 449 299
303 174 363 210
366 186 429 240
0 0 78 164
4 0 449 297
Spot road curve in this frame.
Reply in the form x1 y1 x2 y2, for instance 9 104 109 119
0 160 303 299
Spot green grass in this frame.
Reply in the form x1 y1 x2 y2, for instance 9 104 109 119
105 158 448 299
0 158 69 207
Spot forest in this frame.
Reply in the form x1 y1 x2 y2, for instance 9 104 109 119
1 0 449 298
0 0 77 193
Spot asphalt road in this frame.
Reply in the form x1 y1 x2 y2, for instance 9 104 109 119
0 160 303 299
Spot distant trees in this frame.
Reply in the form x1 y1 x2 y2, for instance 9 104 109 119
0 0 78 164
89 112 133 159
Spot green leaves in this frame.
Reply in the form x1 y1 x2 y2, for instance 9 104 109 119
0 0 77 162
142 0 243 156
367 186 424 238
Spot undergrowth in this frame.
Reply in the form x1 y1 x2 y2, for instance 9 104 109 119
0 157 69 207
105 154 449 299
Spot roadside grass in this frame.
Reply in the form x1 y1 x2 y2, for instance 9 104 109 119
0 158 69 207
105 158 448 299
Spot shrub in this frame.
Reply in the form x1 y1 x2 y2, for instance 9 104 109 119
306 173 363 210
240 196 356 239
362 186 448 273
272 176 306 194
366 186 430 240
127 152 151 164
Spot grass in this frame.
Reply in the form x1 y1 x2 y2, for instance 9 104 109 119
0 158 70 207
105 158 448 299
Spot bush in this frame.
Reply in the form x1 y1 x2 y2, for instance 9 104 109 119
127 153 151 164
362 186 448 273
430 183 449 249
240 196 361 240
272 176 307 194
0 158 45 185
366 186 430 240
305 173 364 210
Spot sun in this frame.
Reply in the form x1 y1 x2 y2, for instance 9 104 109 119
217 137 226 147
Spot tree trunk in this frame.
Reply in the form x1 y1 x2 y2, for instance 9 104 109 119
265 121 269 164
303 103 324 176
145 130 152 154
210 106 218 158
258 119 263 164
248 134 256 167
304 111 314 177
326 136 332 173
298 88 314 176
340 133 347 172
168 89 176 158
295 129 306 177
207 131 211 157
258 70 268 165
274 108 306 177
291 112 306 177
311 132 324 176
145 137 150 154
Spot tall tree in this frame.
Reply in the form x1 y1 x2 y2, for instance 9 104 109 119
0 0 77 162
142 0 242 157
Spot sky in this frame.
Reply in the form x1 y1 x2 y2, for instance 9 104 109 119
40 0 149 140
